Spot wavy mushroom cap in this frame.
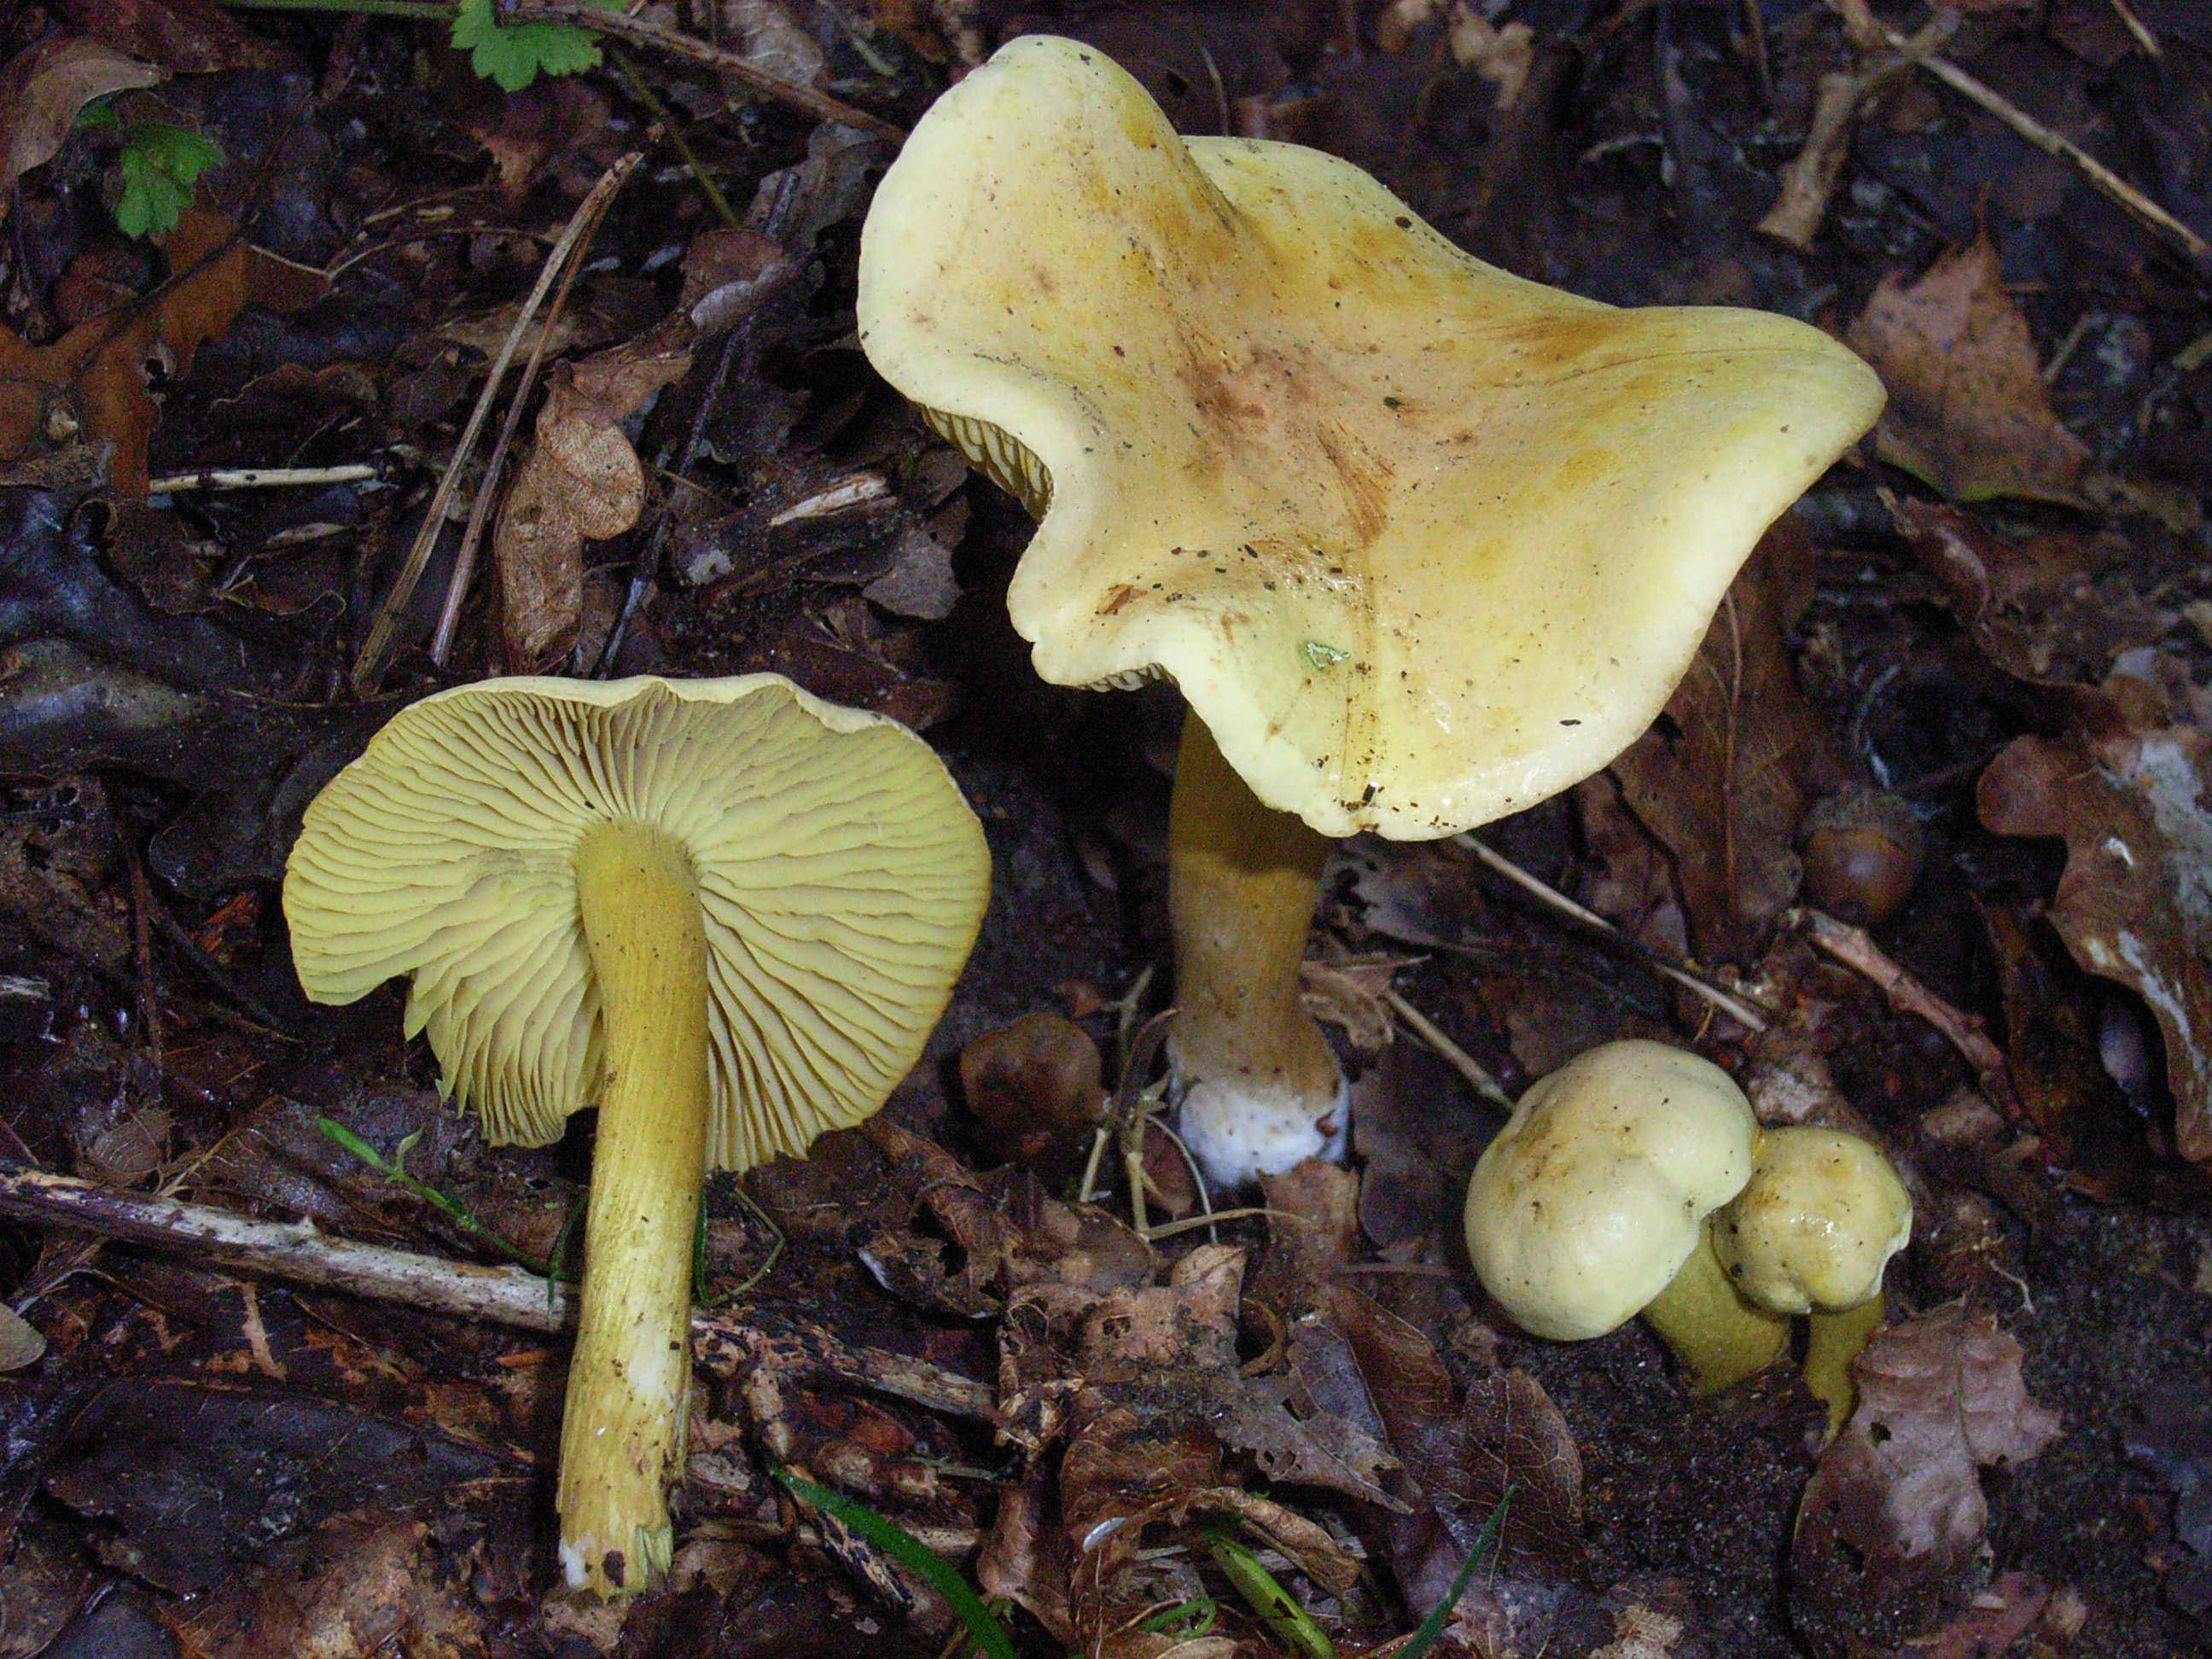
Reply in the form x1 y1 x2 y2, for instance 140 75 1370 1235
1712 1126 1912 1314
1464 1040 1758 1341
858 34 1885 840
283 675 989 1173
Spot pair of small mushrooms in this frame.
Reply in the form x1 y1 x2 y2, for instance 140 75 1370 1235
287 33 1889 1598
1464 1040 1912 1428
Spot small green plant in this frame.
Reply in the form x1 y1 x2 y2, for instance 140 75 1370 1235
1396 1489 1513 1659
79 103 223 240
775 1472 1018 1659
313 1116 564 1281
449 0 610 91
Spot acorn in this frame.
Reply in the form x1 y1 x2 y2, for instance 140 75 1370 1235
1799 784 1925 925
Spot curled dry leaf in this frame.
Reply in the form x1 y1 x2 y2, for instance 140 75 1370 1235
1847 235 2091 504
1792 1306 2060 1624
0 37 165 209
493 340 689 669
1978 727 2212 1161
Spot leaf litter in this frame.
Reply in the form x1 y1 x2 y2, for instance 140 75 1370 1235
0 0 2207 1656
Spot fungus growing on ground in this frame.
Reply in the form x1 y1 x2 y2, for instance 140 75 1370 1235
1716 1123 1913 1432
1462 1040 1782 1393
856 34 1885 1187
1464 1041 1912 1408
283 675 988 1594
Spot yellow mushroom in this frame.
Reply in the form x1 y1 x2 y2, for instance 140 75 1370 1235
283 674 988 1594
857 36 1883 1186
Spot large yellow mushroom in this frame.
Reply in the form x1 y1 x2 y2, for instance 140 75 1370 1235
857 36 1883 1187
283 674 988 1593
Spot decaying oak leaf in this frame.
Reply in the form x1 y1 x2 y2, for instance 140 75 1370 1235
1847 235 2090 504
0 38 165 212
1793 1307 2059 1617
1608 528 1837 962
1978 727 2212 1161
492 339 688 669
0 207 325 493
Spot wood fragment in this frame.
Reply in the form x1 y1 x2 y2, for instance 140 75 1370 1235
0 1161 997 1418
1792 906 2023 1118
500 0 908 144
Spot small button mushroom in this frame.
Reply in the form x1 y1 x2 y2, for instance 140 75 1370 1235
1712 1124 1912 1434
284 675 988 1595
857 36 1885 1189
1462 1040 1790 1394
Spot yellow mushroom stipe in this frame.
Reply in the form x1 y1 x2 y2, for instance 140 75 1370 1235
1167 713 1342 1182
1639 1228 1790 1397
1803 1296 1889 1440
557 819 710 1596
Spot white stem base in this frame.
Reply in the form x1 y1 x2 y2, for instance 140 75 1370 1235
1174 1071 1350 1191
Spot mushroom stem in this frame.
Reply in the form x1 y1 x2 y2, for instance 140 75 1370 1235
560 819 712 1597
1167 711 1345 1189
1639 1227 1790 1396
1802 1295 1888 1440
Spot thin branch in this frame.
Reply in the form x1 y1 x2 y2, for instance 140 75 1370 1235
148 463 385 492
350 148 643 694
1455 833 1773 1031
1792 905 2023 1118
0 1160 996 1417
499 0 907 144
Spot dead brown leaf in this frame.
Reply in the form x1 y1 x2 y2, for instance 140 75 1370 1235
1978 727 2212 1161
492 339 689 669
1847 235 2091 504
1792 1307 2060 1618
60 0 286 72
0 208 326 493
0 38 165 212
1609 531 1837 962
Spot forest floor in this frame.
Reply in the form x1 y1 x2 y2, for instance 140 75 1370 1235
0 0 2209 1655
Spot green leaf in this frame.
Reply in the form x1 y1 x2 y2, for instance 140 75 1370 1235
113 122 221 240
774 1473 1017 1659
1397 1489 1513 1659
449 0 602 91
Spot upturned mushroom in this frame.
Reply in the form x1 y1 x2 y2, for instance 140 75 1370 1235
283 674 988 1594
856 35 1885 1187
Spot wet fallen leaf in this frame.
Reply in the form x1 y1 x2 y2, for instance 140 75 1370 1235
1792 1306 2061 1636
60 0 286 72
1847 235 2091 504
1978 726 2212 1161
43 1378 514 1594
0 38 165 214
1608 532 1835 962
2123 1382 2212 1617
0 208 325 493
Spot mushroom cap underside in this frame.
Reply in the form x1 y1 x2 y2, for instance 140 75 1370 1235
282 674 989 1173
859 33 1886 839
1464 1039 1758 1340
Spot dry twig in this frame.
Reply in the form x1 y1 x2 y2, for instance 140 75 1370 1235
500 0 907 144
1792 905 2023 1118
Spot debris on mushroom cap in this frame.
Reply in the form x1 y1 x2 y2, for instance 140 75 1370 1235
857 34 1886 841
283 674 989 1173
1463 1040 1757 1341
1713 1126 1912 1315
